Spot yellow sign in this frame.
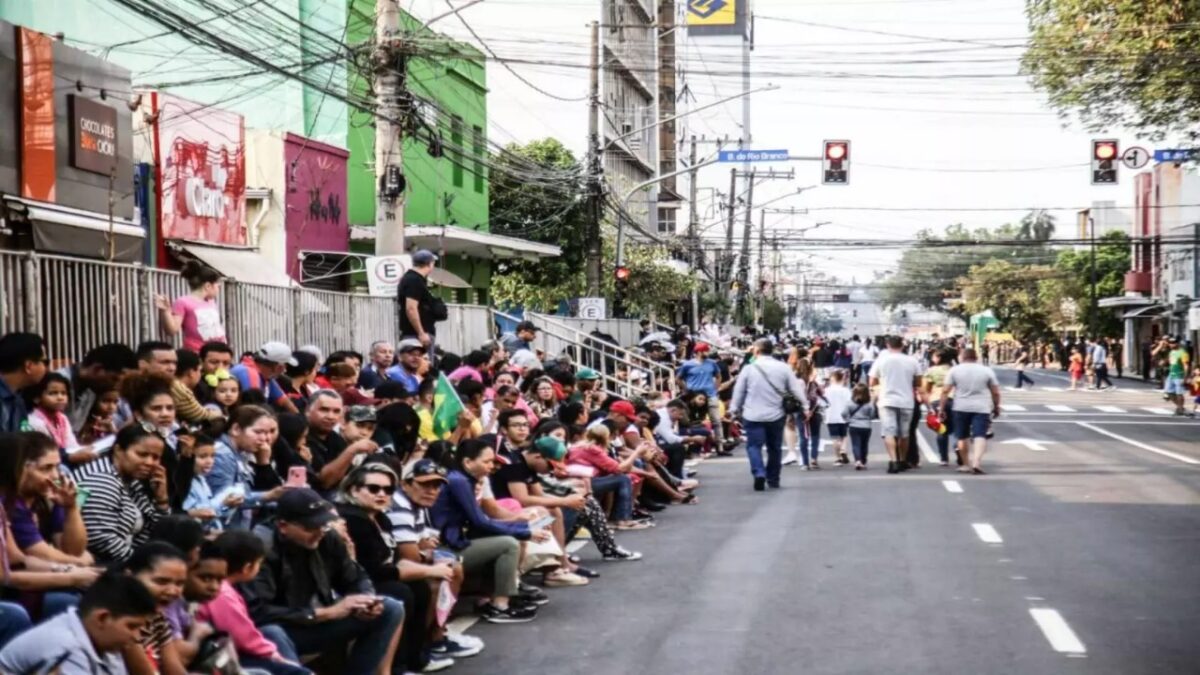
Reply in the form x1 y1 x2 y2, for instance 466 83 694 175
687 0 736 26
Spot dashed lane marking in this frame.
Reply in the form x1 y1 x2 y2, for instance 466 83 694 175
1093 405 1126 413
942 480 963 493
1076 422 1200 465
1046 404 1074 412
1142 407 1174 415
1002 404 1027 412
972 523 1003 544
1029 608 1087 655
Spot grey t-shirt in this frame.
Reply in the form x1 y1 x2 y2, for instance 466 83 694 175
944 363 999 414
868 351 920 409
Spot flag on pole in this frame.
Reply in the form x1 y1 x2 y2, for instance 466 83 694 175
432 372 464 439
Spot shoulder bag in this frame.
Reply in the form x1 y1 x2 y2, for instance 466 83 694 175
752 362 804 415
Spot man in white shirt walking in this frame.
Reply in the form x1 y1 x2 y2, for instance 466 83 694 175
847 335 863 384
939 348 1002 474
730 339 808 492
868 336 923 474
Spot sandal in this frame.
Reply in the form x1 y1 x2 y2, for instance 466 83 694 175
673 492 699 505
971 467 987 475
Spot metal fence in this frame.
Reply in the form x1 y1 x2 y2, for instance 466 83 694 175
0 250 499 364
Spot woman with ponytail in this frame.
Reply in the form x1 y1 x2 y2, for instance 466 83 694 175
158 260 225 352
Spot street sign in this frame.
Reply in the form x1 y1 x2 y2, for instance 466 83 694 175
577 297 607 320
718 149 789 163
1121 146 1150 169
1153 148 1198 162
365 255 411 297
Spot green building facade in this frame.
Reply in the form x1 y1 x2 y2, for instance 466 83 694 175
346 0 491 302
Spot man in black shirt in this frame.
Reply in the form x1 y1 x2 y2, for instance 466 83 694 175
399 250 439 351
306 390 377 491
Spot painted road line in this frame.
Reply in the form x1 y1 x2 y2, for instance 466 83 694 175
1037 386 1063 392
1142 407 1173 415
1029 608 1087 655
1003 403 1027 412
942 480 963 493
972 523 1003 544
915 432 940 464
1094 405 1126 413
1076 422 1200 465
566 540 588 554
1046 404 1075 412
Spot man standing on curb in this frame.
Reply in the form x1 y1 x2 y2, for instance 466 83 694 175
729 339 807 492
868 336 923 474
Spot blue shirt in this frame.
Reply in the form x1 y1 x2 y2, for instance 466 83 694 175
0 377 27 434
0 607 128 675
430 470 531 550
385 365 421 393
230 364 285 404
676 359 721 397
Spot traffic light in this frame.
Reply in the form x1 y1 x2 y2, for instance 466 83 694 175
614 266 631 284
613 265 630 317
823 140 850 185
1091 139 1118 185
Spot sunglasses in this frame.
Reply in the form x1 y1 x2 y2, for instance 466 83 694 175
360 484 396 495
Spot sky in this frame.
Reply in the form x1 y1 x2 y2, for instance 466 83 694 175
404 0 1186 282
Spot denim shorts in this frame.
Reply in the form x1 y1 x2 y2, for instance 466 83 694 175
879 406 912 437
826 423 848 438
1164 377 1187 396
953 410 990 439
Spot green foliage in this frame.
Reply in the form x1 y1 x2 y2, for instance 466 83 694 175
959 259 1056 341
1039 231 1132 336
800 307 844 334
1023 0 1200 140
761 297 787 332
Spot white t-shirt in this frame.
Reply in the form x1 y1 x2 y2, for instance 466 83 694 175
944 362 999 414
847 341 863 365
868 350 920 409
861 345 880 362
823 384 852 424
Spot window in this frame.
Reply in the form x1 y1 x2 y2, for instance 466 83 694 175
657 207 676 234
450 115 464 188
472 125 485 193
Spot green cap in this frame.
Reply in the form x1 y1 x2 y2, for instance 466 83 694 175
532 436 567 461
576 367 601 381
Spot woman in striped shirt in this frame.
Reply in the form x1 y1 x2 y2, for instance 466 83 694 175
72 424 169 564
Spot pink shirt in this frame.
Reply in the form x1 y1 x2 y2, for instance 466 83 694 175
196 581 279 660
173 295 225 352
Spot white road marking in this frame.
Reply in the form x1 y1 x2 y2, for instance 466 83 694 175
1076 422 1200 465
915 432 940 464
566 540 588 553
1003 403 1027 412
1046 404 1074 412
1029 608 1087 655
1002 438 1056 452
942 480 963 493
447 615 480 636
1094 405 1126 413
1037 386 1063 392
1142 407 1173 415
972 523 1003 544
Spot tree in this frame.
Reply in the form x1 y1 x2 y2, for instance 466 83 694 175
959 259 1055 341
761 297 786 332
799 307 844 335
1017 211 1057 241
1040 231 1132 337
1023 0 1200 140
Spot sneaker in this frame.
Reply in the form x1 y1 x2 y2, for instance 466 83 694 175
422 656 455 672
517 583 550 606
572 565 600 579
753 476 766 491
451 634 485 652
479 602 537 624
782 451 798 466
544 570 589 587
614 520 653 530
602 547 643 561
432 636 484 658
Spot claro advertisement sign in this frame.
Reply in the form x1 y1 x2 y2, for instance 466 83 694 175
148 93 246 245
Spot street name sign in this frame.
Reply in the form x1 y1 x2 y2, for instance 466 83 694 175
718 149 789 163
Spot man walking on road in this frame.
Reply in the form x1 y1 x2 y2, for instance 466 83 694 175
868 336 922 474
940 348 1001 475
1089 338 1115 390
1163 337 1191 415
729 338 807 492
1014 344 1035 389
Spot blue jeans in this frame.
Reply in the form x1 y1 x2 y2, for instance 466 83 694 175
744 417 786 485
795 413 822 466
276 598 405 675
42 591 82 619
591 473 634 521
0 602 32 650
848 427 871 464
954 411 990 439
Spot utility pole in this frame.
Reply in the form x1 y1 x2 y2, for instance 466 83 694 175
374 0 407 256
723 168 738 297
585 21 602 298
735 171 756 322
687 136 700 328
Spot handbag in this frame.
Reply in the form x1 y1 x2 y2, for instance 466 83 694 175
925 411 946 434
752 363 804 415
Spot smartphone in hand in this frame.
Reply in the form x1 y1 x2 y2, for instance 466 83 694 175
286 466 309 488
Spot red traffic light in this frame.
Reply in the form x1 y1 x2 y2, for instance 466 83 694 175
1094 141 1117 161
614 266 631 282
825 142 848 161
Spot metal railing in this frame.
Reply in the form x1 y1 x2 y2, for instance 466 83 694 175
529 312 671 395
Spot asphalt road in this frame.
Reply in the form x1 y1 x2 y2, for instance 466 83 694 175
446 369 1200 675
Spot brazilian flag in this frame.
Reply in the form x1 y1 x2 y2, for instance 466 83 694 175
432 372 465 439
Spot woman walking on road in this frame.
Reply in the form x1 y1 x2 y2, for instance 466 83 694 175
1068 346 1085 391
923 349 954 466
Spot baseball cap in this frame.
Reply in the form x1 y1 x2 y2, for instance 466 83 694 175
397 338 425 353
532 436 567 461
576 367 601 381
297 345 323 363
276 488 337 529
412 250 438 265
346 405 377 424
693 342 711 353
516 320 539 333
404 458 449 483
258 341 299 367
609 400 636 419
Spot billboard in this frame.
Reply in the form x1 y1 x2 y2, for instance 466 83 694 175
686 0 736 26
152 93 246 245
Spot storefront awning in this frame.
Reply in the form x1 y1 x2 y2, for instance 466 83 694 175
349 225 561 261
299 250 473 290
1121 304 1168 320
7 197 145 263
1098 295 1155 309
170 241 294 288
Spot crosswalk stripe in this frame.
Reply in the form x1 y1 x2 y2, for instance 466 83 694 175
1143 407 1173 415
1038 386 1063 392
1094 405 1126 413
1003 404 1027 412
1046 404 1074 412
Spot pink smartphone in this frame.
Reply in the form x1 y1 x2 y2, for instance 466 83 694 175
286 466 309 488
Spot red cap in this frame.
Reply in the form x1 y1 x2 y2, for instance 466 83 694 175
694 342 711 353
609 401 637 418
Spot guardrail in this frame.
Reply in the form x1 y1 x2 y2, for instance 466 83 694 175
529 312 672 394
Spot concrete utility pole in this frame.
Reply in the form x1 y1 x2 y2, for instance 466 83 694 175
723 168 738 292
735 171 756 321
585 21 602 297
687 136 700 328
374 0 407 256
